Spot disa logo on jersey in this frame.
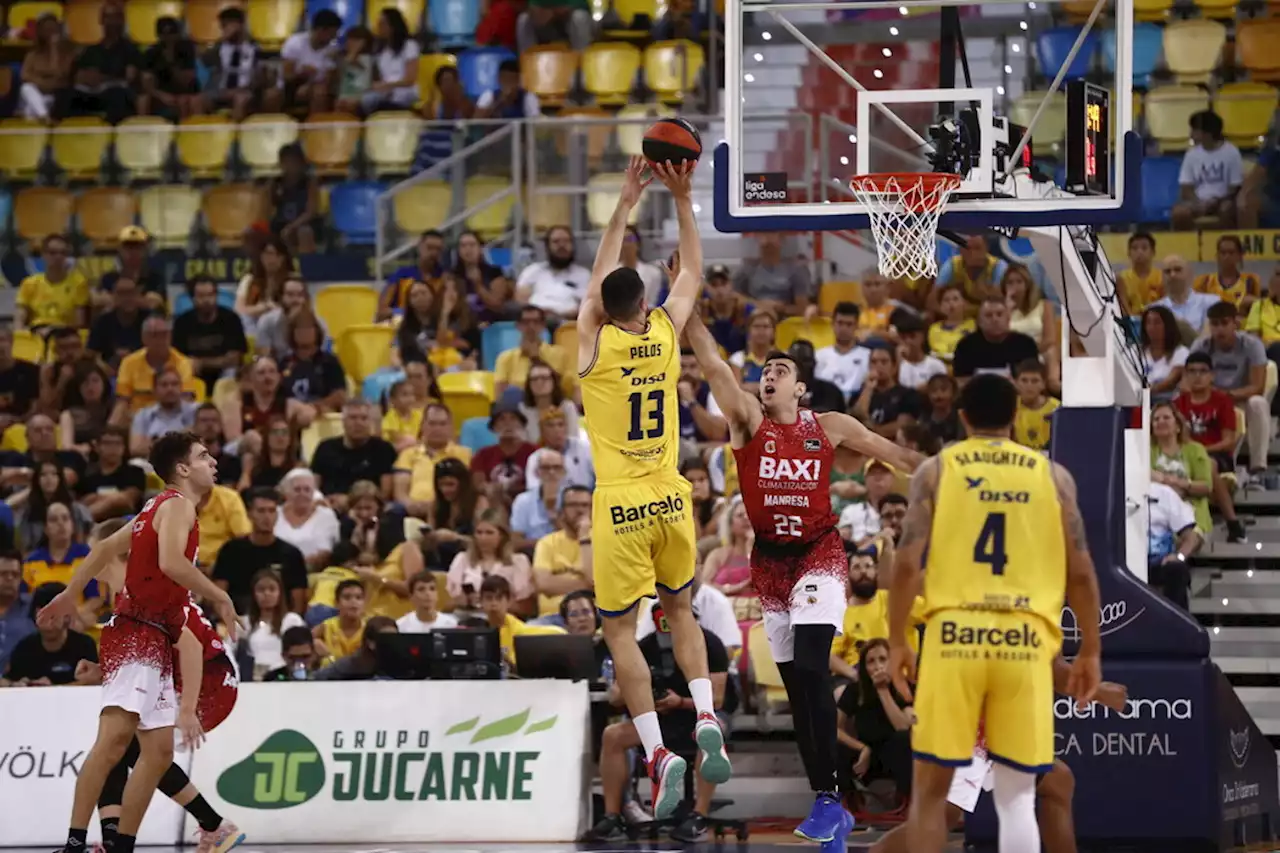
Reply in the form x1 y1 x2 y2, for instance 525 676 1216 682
940 620 1043 648
758 457 823 481
629 372 665 387
978 490 1031 504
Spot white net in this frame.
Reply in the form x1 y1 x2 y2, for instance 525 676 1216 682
848 173 962 280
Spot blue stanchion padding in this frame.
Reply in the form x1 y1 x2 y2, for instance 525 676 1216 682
330 181 388 245
1036 26 1100 81
458 47 517 101
1141 157 1181 224
1103 23 1161 88
306 0 364 33
459 416 496 453
429 0 479 47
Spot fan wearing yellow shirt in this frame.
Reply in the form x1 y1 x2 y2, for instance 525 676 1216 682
858 274 896 340
479 574 564 668
111 317 200 419
494 305 576 397
392 403 473 516
1194 236 1261 313
197 483 252 566
531 484 592 618
577 155 729 817
887 374 1101 853
314 579 369 663
382 379 425 452
927 285 976 364
16 235 90 330
828 546 924 685
1012 360 1059 452
1245 276 1280 347
1118 232 1162 315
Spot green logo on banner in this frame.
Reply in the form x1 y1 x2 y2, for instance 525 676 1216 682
217 729 326 809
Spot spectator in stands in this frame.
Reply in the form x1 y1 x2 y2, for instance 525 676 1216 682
527 409 593 489
393 404 473 516
281 310 348 414
510 450 566 546
198 482 252 567
677 351 728 450
194 402 242 486
835 638 914 801
11 415 88 486
313 579 371 662
138 16 201 119
87 275 150 371
561 589 600 640
1151 401 1244 543
270 625 319 679
730 311 777 394
682 460 721 540
895 315 946 391
0 327 40 433
336 480 400 561
0 553 33 675
830 449 870 520
1172 110 1242 231
934 235 1007 311
1002 264 1056 355
853 344 922 439
21 501 92 597
397 572 458 633
202 6 261 121
255 278 325 362
1191 301 1271 480
437 277 481 363
236 236 292 337
1147 482 1201 611
829 548 890 684
447 510 534 613
214 487 308 613
814 303 868 407
1142 305 1190 402
927 284 975 367
530 483 592 624
855 273 896 340
274 469 339 571
517 0 594 52
310 399 397 508
734 233 812 316
494 305 574 398
229 355 314 448
381 230 447 321
790 339 846 414
129 368 197 457
419 458 485 569
36 327 85 416
633 572 741 694
473 405 538 503
613 225 665 307
951 297 1040 385
238 567 307 679
174 276 248 396
238 415 301 492
98 227 166 315
838 459 894 546
17 235 89 332
313 615 399 680
0 582 97 686
476 575 561 670
362 8 420 115
1174 352 1240 477
1239 132 1280 228
112 316 198 422
275 10 340 116
382 380 424 452
653 0 709 39
332 24 375 113
1151 255 1216 336
702 497 752 598
1195 235 1260 313
269 144 322 254
1012 360 1058 452
1247 269 1280 402
18 14 72 120
515 227 591 320
453 230 514 323
519 361 578 443
700 263 752 356
474 58 540 122
66 3 141 123
76 427 143 522
1120 232 1161 315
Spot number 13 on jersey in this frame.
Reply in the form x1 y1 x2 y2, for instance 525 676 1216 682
627 390 664 441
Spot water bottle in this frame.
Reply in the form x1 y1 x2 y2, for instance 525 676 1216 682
291 661 308 681
601 657 615 686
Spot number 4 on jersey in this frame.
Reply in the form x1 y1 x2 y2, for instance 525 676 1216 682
974 512 1008 576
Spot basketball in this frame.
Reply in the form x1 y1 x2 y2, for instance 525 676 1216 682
642 117 702 166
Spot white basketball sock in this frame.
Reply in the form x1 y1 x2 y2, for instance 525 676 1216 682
689 678 714 717
634 712 664 761
991 762 1040 853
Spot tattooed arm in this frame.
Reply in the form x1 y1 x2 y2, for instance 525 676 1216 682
1053 461 1103 706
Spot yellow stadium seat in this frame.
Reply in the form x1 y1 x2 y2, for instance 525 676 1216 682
437 371 496 401
416 53 458 106
247 0 301 50
1145 85 1209 153
65 0 104 44
440 391 491 434
115 116 173 178
583 42 641 107
315 285 380 343
1194 0 1236 18
176 116 233 178
1162 19 1224 86
367 0 423 31
464 176 516 239
555 107 612 165
186 0 240 44
776 317 834 351
617 103 674 156
1216 82 1278 149
521 46 579 106
51 117 110 179
300 411 344 462
11 330 43 363
1134 0 1173 19
365 112 422 175
747 622 788 710
587 173 644 228
237 114 298 176
204 184 266 247
526 184 572 235
819 281 864 314
0 118 47 179
14 187 73 245
392 180 452 233
644 40 704 102
609 0 657 27
138 185 202 248
1010 91 1068 149
302 112 360 177
337 324 396 382
553 321 578 362
6 2 62 41
126 0 184 44
76 187 138 247
1238 19 1280 83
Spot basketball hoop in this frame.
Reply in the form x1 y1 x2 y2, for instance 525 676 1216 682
848 172 962 280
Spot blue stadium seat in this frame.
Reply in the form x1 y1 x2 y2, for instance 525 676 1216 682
330 181 387 245
1036 26 1099 81
0 189 12 236
1103 23 1161 88
480 320 552 370
1140 156 1181 222
172 286 237 316
429 0 479 48
485 246 512 270
307 0 364 33
459 416 497 453
458 47 517 101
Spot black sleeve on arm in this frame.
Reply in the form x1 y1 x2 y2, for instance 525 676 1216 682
225 310 248 352
951 337 975 378
283 543 310 589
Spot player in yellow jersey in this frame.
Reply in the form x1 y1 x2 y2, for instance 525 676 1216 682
575 155 729 822
886 374 1102 853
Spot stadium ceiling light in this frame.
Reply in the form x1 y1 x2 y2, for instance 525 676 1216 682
1004 64 1012 73
1011 42 1020 52
898 5 908 13
1019 20 1028 28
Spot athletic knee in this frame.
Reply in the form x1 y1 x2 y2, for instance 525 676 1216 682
1038 761 1074 806
139 732 175 765
95 727 135 763
601 722 636 756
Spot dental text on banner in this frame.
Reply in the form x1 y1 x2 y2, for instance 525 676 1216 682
0 686 190 847
185 680 592 843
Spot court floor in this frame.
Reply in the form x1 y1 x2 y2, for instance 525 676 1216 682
5 837 941 853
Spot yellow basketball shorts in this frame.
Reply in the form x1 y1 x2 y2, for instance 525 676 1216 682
913 609 1061 774
592 476 697 615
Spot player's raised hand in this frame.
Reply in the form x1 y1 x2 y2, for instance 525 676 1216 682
887 640 916 702
619 155 653 208
651 159 696 199
659 248 682 282
36 589 79 629
1066 650 1102 711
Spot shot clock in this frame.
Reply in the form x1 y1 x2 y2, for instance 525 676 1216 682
1065 80 1111 196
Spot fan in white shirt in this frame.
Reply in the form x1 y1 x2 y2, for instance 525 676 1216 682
896 316 948 390
634 582 741 655
397 572 460 632
1173 111 1244 230
515 226 592 318
815 302 871 401
275 469 341 570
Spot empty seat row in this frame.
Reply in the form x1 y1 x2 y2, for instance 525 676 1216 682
519 40 706 106
1063 0 1280 22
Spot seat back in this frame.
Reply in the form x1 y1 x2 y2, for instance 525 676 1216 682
440 390 491 433
1145 85 1209 152
583 42 641 106
14 187 73 245
186 0 241 44
11 330 44 363
65 0 104 45
1216 82 1279 149
457 47 516 100
176 116 234 176
126 0 185 44
1035 25 1098 80
520 46 579 105
367 0 423 31
247 0 302 49
819 281 864 314
391 180 452 233
203 184 266 246
329 181 387 245
480 321 522 371
52 116 110 178
364 111 421 174
525 184 573 236
138 185 202 248
1238 19 1280 80
417 52 458 104
465 175 516 239
1140 156 1182 222
1133 0 1173 18
587 172 645 228
76 187 138 247
615 103 674 156
1010 91 1069 148
315 284 380 340
238 114 299 176
337 324 397 382
1163 19 1225 84
459 416 496 453
643 39 704 100
437 370 496 401
7 2 63 40
115 116 173 177
428 0 478 45
302 112 360 176
776 317 834 351
0 118 48 178
1102 22 1162 87
612 0 658 26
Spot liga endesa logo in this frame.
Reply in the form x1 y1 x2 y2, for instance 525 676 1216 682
1060 598 1146 642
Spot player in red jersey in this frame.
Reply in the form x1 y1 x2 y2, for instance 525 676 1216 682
40 432 238 853
684 307 923 845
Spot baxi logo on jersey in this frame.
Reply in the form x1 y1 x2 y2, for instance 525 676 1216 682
757 457 823 483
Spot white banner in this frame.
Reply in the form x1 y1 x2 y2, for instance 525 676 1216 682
186 680 591 843
0 686 190 847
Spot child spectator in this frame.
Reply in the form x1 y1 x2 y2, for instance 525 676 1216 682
335 26 374 114
1120 232 1161 315
313 578 368 663
383 380 425 452
1012 360 1059 451
240 568 307 680
201 6 261 122
895 316 946 391
270 143 321 254
1174 351 1239 477
815 301 870 403
479 574 564 670
920 373 963 446
1194 235 1261 313
927 284 975 364
1172 110 1242 230
396 571 459 633
474 59 540 120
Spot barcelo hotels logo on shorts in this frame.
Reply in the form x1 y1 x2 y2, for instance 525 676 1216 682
609 495 685 527
939 620 1043 649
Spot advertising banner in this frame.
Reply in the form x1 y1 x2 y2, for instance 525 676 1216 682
1214 666 1280 849
186 680 591 843
0 687 190 847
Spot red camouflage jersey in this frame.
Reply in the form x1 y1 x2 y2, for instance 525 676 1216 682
179 601 239 731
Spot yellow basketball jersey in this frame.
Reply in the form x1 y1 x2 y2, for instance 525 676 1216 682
581 308 681 487
923 437 1066 641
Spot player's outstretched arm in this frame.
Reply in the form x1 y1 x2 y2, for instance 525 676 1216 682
175 626 205 749
577 157 652 353
887 456 939 700
652 160 703 335
155 498 240 639
36 521 133 627
685 310 756 435
1053 461 1103 707
818 411 926 473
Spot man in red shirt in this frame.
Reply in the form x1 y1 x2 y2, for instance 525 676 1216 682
1174 351 1239 475
471 404 538 503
